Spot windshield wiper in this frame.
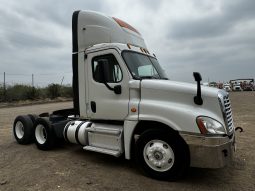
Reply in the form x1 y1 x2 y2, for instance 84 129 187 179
140 76 158 79
136 75 168 80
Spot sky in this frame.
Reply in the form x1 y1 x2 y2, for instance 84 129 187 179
0 0 254 86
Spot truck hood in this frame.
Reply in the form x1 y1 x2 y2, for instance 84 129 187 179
141 79 219 99
138 79 225 133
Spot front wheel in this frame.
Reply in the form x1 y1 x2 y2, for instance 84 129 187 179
135 129 189 180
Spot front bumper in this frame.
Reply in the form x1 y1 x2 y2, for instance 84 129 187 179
180 133 235 168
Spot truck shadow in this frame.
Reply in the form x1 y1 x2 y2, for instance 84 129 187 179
54 142 240 183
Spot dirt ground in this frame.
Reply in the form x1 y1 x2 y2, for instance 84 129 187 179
0 92 254 191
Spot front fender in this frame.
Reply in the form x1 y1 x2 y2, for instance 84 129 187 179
139 98 223 134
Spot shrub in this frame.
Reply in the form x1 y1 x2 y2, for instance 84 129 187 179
4 84 39 101
60 85 73 98
47 84 61 99
0 83 73 102
26 87 40 100
0 85 5 102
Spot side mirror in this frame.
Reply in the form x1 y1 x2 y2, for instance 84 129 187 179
193 72 202 82
97 60 122 95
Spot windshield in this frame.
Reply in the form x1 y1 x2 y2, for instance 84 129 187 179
122 51 168 79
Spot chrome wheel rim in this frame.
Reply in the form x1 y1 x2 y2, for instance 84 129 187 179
35 124 47 144
143 140 175 172
15 121 24 139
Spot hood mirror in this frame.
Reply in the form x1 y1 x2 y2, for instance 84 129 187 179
193 72 203 105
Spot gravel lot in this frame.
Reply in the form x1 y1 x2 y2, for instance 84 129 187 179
0 92 255 191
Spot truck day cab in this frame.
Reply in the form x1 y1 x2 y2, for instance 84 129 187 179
13 11 236 180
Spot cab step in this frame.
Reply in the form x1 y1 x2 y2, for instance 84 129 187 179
83 146 122 157
85 123 124 156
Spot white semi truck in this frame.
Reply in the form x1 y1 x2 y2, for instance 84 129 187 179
13 11 236 180
224 83 232 92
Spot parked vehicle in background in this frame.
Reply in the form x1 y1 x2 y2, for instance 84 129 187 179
223 83 231 92
230 79 254 91
209 82 218 88
202 82 209 86
232 83 242 91
242 81 254 91
218 83 223 89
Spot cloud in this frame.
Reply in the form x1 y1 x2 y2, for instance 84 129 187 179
0 0 254 86
168 0 255 39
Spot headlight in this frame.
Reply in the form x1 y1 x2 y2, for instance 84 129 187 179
196 116 226 135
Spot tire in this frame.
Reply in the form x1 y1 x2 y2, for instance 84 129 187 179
49 114 66 123
13 115 34 144
135 129 189 180
34 117 55 150
28 114 38 124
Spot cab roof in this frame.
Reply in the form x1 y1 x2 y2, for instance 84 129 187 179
75 11 147 52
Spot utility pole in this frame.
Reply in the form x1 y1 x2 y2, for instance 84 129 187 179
32 74 34 87
3 72 6 101
61 76 64 86
32 74 35 99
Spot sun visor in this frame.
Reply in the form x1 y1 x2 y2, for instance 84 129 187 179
76 11 147 52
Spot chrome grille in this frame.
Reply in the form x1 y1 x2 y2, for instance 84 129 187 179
223 95 234 133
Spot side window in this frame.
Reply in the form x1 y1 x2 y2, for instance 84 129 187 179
92 54 122 83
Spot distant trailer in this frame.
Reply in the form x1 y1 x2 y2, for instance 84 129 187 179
230 79 254 91
230 79 254 84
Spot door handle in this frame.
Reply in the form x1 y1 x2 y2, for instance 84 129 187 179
91 101 96 113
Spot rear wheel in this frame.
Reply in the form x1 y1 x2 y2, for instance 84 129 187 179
13 115 34 144
34 118 55 150
28 114 38 124
135 129 189 180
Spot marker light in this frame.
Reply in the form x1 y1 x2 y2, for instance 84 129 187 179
144 49 150 54
112 17 141 35
131 108 137 112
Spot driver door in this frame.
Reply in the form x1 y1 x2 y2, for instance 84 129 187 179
86 49 130 120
